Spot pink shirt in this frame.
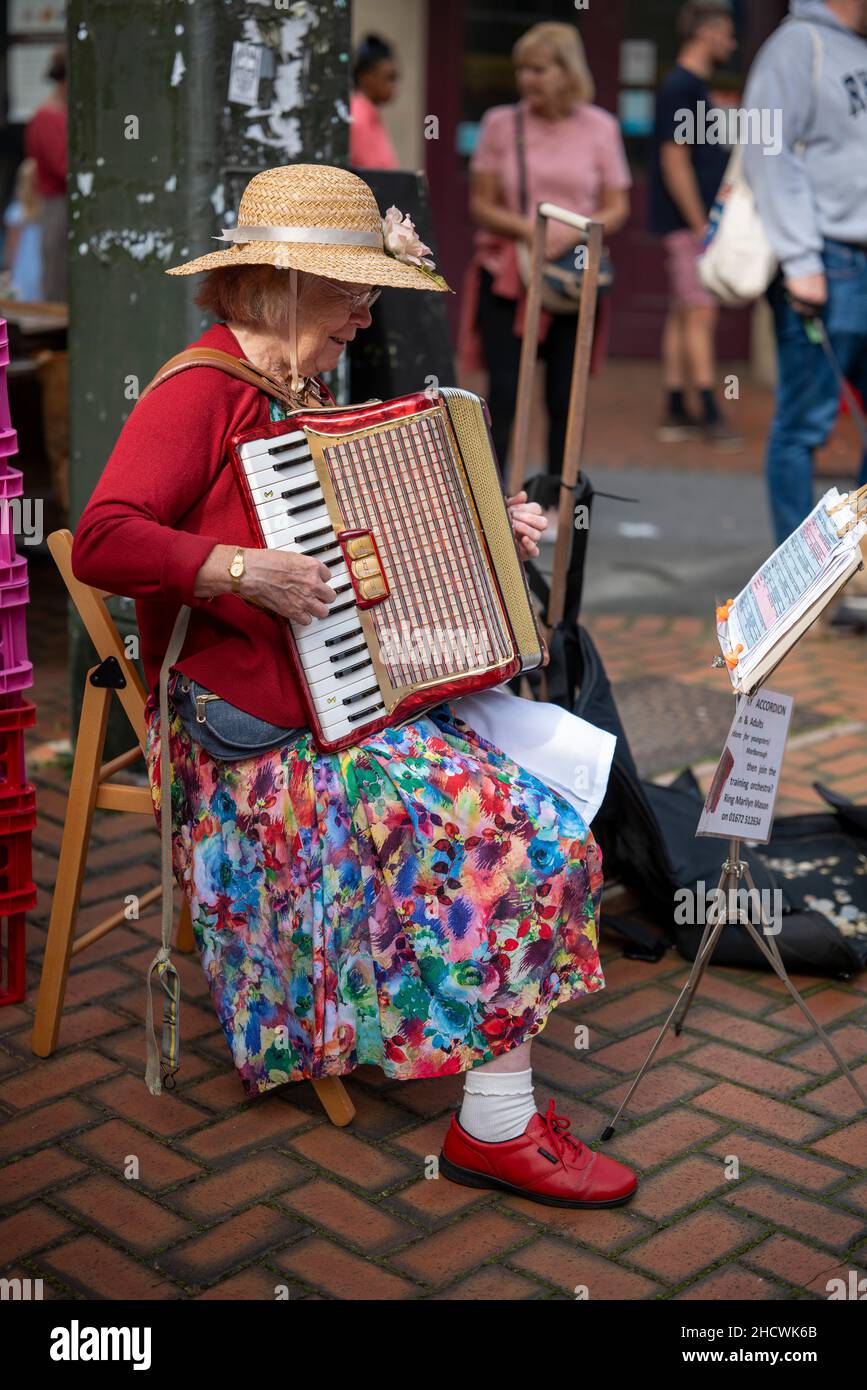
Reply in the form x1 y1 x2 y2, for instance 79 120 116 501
349 90 399 170
470 100 632 282
25 102 67 198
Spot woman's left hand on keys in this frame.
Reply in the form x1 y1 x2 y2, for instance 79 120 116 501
506 491 547 559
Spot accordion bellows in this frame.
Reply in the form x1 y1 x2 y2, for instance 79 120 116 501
231 387 544 752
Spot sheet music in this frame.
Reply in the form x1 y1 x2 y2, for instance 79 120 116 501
719 488 866 691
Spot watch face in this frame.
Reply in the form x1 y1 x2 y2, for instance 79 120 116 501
230 554 244 576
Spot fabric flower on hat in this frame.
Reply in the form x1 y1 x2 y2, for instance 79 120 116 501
381 206 449 289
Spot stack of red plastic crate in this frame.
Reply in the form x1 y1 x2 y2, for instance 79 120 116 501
0 317 37 1006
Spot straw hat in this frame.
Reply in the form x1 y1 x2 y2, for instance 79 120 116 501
165 163 451 292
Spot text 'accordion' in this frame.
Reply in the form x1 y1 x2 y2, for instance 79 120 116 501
231 387 544 751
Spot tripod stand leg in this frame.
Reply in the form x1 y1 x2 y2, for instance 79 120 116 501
672 867 734 1034
599 907 730 1140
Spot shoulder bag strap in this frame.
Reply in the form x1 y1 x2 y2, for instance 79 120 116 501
137 346 300 408
514 104 529 217
145 601 193 1095
138 344 297 1093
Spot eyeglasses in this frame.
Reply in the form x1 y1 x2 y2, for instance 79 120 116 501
322 278 382 313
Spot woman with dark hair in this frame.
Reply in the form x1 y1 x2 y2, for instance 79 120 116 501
350 33 400 169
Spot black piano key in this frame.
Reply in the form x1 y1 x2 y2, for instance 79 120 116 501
267 440 310 457
343 683 380 707
332 582 353 596
281 481 320 499
329 641 367 662
324 627 363 648
298 524 333 543
334 659 372 680
302 542 339 558
347 702 386 724
328 599 357 617
286 498 325 517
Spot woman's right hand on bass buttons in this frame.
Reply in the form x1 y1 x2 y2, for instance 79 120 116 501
241 548 336 625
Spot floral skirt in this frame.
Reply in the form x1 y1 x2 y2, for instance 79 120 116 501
143 694 605 1098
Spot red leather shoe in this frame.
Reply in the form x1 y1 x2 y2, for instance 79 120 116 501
440 1098 638 1208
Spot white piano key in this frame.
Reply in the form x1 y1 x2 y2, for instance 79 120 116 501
252 494 301 524
241 451 314 483
289 597 360 644
294 612 362 656
266 524 342 556
318 698 387 740
248 467 319 504
308 668 382 718
238 430 307 461
307 647 374 687
258 499 331 537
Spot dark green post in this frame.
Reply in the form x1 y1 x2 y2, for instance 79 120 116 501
66 0 351 756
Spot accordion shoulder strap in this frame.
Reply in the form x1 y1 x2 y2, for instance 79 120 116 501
138 346 298 408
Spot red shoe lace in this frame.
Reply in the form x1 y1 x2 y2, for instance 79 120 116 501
542 1099 588 1165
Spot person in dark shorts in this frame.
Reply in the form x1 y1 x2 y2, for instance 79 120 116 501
649 1 743 449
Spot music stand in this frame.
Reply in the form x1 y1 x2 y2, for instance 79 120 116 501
600 679 867 1142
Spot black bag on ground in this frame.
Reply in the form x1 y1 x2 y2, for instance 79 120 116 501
565 624 866 978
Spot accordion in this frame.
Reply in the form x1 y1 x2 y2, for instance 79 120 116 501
231 387 544 752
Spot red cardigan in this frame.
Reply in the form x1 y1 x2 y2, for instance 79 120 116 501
71 322 328 727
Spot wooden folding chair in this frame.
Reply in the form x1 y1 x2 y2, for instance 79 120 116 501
32 529 356 1127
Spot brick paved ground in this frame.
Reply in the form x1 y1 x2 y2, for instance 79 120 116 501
2 359 867 1300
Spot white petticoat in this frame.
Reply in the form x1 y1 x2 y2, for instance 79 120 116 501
448 683 616 828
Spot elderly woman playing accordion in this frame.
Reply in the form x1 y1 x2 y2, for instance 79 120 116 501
72 164 637 1208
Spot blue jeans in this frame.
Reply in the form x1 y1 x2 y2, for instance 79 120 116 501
767 239 867 545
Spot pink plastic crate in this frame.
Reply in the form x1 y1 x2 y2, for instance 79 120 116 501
0 321 17 467
0 529 17 566
0 662 33 696
0 911 26 1006
0 577 28 610
0 601 30 676
0 468 23 498
0 556 26 588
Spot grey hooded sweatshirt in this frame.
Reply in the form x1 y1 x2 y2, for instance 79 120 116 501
742 0 867 278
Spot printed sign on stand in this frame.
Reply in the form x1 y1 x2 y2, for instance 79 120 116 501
697 690 794 844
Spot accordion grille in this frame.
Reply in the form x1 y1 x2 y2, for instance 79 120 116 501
440 388 542 670
324 412 512 689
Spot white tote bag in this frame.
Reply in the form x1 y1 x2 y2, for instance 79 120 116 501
697 143 778 307
698 21 823 307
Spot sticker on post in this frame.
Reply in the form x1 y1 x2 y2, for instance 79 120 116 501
228 42 263 106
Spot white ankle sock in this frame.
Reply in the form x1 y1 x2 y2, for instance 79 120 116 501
459 1067 537 1142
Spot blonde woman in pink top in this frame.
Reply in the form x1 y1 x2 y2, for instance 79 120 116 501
461 22 631 522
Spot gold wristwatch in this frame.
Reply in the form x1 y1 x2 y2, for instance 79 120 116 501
229 546 245 595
